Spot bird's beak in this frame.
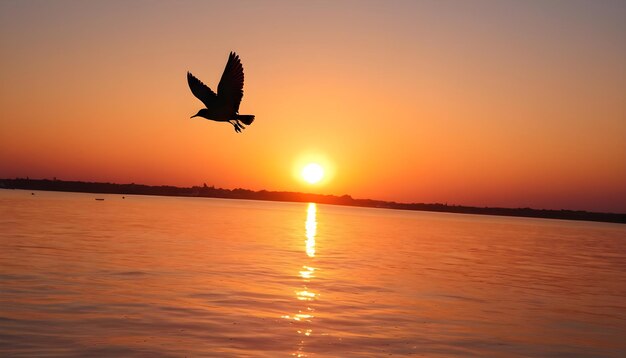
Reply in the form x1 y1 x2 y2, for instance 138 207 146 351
190 114 197 118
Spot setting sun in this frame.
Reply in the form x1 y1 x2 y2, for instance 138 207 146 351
301 163 324 184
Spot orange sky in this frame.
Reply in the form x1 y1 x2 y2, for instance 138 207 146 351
1 1 625 213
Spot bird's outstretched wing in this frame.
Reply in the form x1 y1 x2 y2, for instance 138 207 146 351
217 52 244 113
187 72 217 108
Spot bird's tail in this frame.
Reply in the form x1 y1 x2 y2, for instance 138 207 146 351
236 114 255 125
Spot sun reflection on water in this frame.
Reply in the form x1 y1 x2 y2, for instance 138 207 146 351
285 203 319 357
296 290 316 300
299 266 315 280
305 203 316 257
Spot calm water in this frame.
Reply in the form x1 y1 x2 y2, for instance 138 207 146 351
1 190 625 357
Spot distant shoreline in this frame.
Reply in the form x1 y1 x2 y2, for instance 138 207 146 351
2 178 624 224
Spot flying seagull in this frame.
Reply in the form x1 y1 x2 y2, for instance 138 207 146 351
187 52 255 133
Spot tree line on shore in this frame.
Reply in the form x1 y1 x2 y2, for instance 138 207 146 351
2 178 624 224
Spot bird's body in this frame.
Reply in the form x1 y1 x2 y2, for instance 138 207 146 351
188 52 255 132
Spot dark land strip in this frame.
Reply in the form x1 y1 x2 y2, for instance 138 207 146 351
2 178 624 224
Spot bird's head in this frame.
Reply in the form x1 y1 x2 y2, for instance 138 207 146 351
190 109 208 119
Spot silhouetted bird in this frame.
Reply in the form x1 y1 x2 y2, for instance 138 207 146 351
187 52 255 133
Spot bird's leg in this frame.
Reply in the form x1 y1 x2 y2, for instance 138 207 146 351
229 120 242 133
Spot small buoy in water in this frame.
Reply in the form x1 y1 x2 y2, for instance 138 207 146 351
31 192 34 195
122 196 125 199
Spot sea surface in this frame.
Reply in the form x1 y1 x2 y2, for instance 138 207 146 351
1 189 625 357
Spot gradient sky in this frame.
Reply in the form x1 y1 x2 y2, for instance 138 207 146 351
1 0 625 212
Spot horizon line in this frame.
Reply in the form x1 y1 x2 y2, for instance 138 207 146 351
0 176 626 216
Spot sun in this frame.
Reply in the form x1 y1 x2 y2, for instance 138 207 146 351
301 163 324 184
